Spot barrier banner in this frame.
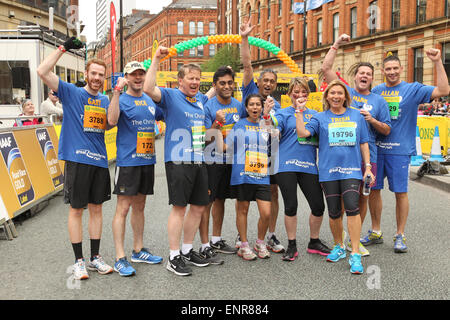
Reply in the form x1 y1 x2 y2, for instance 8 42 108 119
0 132 35 206
417 116 449 156
35 128 64 188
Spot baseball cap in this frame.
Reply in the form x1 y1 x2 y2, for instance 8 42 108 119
124 61 146 74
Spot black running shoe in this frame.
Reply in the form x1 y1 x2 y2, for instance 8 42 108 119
199 247 224 265
181 249 210 267
307 239 331 256
210 239 238 254
282 245 298 262
166 255 192 276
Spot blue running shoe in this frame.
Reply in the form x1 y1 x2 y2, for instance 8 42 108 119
360 230 383 246
114 257 136 277
131 248 163 264
393 234 407 253
349 253 364 274
326 244 346 262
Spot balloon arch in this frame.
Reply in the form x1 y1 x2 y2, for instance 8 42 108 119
141 34 303 74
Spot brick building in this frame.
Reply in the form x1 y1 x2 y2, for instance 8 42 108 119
232 0 450 86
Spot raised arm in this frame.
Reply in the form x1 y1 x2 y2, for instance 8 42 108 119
360 109 391 136
426 48 450 100
143 46 168 103
321 34 350 84
107 77 128 127
295 97 312 138
37 37 83 92
240 18 256 88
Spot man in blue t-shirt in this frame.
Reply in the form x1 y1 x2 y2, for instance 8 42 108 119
370 52 449 253
108 61 164 276
37 37 113 280
144 46 215 276
322 33 392 256
239 18 285 254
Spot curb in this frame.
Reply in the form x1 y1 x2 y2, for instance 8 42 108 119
409 166 450 193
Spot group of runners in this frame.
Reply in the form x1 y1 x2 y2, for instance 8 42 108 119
36 18 449 279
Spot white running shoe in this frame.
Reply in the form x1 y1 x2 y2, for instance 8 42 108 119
72 258 89 280
86 255 113 275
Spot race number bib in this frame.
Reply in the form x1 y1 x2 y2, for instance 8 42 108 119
83 105 107 133
136 132 155 156
192 125 206 153
328 122 356 146
383 96 401 120
244 151 268 177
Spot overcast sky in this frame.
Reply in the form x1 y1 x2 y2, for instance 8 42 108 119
78 0 172 43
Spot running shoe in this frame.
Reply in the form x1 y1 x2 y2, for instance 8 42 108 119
349 253 364 274
166 255 192 276
114 257 136 277
72 258 89 280
131 248 163 264
307 239 331 256
210 239 238 254
199 246 224 265
282 245 298 262
266 234 285 253
237 245 257 261
235 234 241 249
181 249 210 267
346 240 370 257
393 234 407 253
360 230 384 246
326 244 346 262
86 255 113 275
254 242 271 259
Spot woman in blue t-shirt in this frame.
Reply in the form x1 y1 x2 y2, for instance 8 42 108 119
226 94 272 261
296 80 374 274
270 77 331 262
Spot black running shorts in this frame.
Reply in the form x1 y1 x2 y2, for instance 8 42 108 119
113 165 155 196
206 163 233 202
165 162 209 207
232 183 271 202
63 161 111 209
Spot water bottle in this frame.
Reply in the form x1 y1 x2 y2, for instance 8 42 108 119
362 174 371 196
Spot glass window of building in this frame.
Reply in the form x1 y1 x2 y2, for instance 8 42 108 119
189 47 195 56
290 28 294 53
278 0 282 16
268 2 271 19
278 32 282 48
0 61 30 104
177 21 184 34
333 13 339 42
392 0 400 29
416 0 427 23
209 22 216 35
446 0 450 16
210 44 216 56
350 7 357 38
369 1 378 34
198 45 204 56
189 21 195 35
198 22 204 35
413 47 424 83
257 2 261 23
317 18 323 46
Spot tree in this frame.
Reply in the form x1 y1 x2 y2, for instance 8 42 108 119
202 44 241 72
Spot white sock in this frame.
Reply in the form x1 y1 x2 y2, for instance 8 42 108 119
211 236 222 244
267 232 274 240
169 250 180 260
181 243 193 255
201 243 211 251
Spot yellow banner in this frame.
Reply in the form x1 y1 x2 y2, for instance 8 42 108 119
417 116 449 156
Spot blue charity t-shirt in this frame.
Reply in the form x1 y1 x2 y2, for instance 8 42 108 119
346 85 391 164
372 81 434 156
156 88 209 162
306 108 370 182
226 118 271 185
55 79 109 168
272 106 318 175
204 96 247 164
241 79 281 114
116 93 164 167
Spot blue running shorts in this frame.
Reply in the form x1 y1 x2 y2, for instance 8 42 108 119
373 154 411 193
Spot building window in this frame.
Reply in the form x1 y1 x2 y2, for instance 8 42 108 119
189 47 195 56
278 0 282 16
198 45 204 56
209 22 216 35
257 2 260 23
290 28 294 53
350 7 357 38
446 0 450 16
416 0 427 23
278 31 282 48
189 21 195 35
317 18 323 46
413 47 424 83
443 42 450 83
197 22 204 35
291 0 294 11
177 21 183 34
210 44 216 56
268 2 271 19
369 1 378 34
392 0 400 29
0 61 30 104
333 13 339 42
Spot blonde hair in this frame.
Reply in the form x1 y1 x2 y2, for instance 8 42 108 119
287 77 310 96
322 79 352 111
